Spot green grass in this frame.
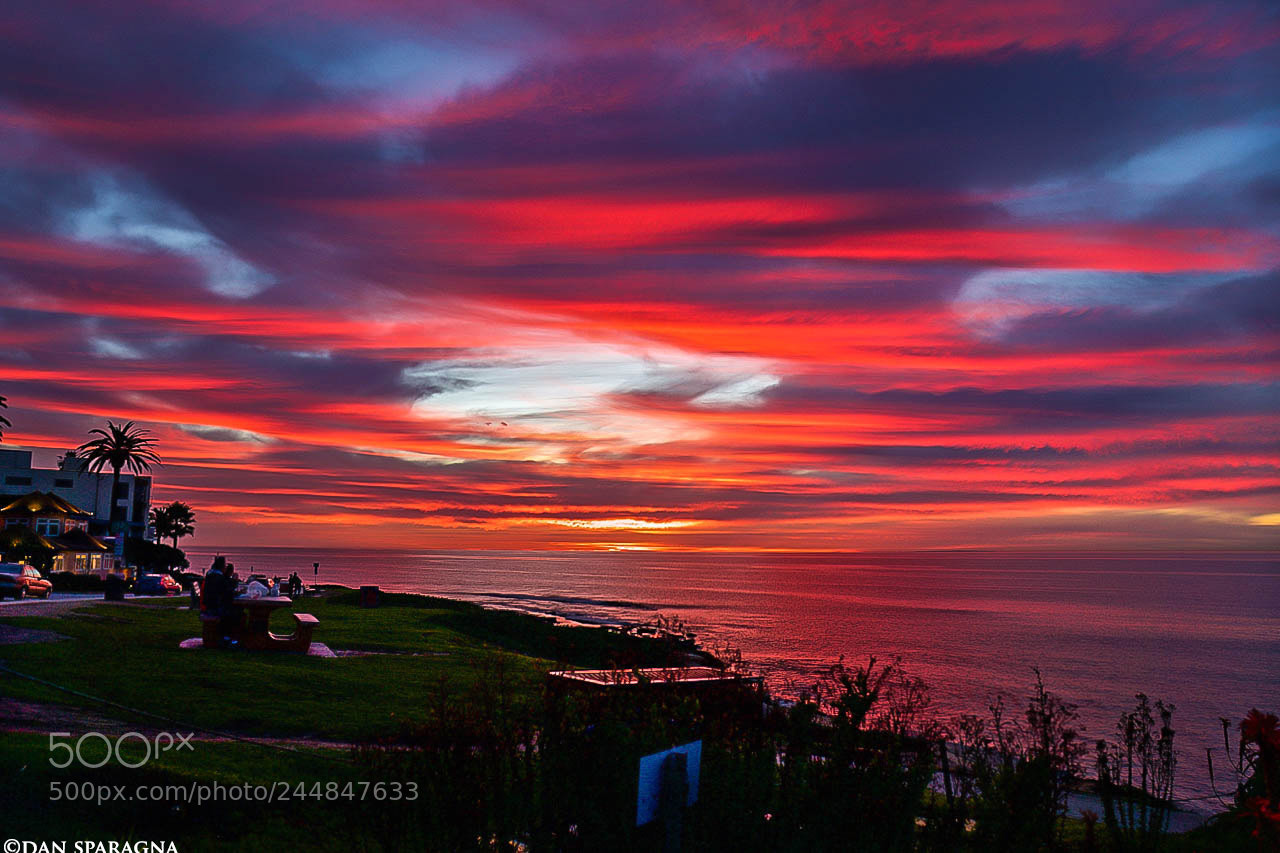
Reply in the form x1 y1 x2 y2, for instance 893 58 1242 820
1 731 369 850
0 589 676 741
3 593 1254 851
0 590 692 849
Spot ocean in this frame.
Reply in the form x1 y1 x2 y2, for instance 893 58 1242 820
185 547 1279 807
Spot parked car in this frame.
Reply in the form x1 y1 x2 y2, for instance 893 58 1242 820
176 571 203 591
134 573 181 596
0 563 53 600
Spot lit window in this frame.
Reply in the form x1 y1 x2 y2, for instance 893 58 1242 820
35 518 62 536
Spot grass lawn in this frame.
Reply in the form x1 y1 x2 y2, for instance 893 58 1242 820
1 731 375 850
0 588 680 740
0 589 693 849
0 591 1258 851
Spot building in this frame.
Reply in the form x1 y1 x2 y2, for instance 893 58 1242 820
547 666 764 718
0 491 111 573
0 447 152 541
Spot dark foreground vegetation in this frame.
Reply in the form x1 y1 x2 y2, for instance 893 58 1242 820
1 591 1275 852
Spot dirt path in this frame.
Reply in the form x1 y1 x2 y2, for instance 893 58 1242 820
0 597 104 618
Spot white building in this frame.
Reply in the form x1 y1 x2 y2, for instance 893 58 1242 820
0 447 153 541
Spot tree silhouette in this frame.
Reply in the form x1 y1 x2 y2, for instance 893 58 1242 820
151 501 195 548
150 504 175 545
77 421 161 534
0 395 10 441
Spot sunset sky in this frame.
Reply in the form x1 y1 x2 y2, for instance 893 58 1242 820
0 0 1277 550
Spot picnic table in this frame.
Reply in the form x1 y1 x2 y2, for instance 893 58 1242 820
200 594 318 652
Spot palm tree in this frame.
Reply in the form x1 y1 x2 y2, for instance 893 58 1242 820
150 504 175 545
153 501 195 548
77 421 162 535
0 395 10 441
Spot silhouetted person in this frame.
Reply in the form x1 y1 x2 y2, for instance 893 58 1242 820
216 564 244 643
199 562 231 646
201 563 223 613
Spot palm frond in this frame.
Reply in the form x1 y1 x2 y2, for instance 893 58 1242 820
76 419 163 474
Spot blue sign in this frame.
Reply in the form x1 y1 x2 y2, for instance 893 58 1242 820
636 740 701 826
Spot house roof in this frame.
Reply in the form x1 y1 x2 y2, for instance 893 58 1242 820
52 527 109 553
0 526 54 552
0 525 109 554
0 491 93 519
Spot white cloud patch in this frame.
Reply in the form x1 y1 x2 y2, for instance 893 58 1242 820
1002 115 1280 221
691 374 780 408
179 424 274 444
953 268 1230 337
1109 121 1280 190
310 38 519 103
89 337 144 360
64 173 275 299
536 518 699 530
404 341 778 446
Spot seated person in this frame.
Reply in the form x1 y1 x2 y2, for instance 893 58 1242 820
199 562 244 645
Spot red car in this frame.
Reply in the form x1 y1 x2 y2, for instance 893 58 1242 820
0 563 53 600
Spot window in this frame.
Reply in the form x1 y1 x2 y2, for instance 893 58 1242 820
5 518 28 528
54 478 74 489
35 518 61 536
4 476 32 486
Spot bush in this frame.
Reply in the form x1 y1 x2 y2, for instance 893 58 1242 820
124 537 188 571
926 669 1083 852
1096 694 1177 852
50 572 106 592
352 655 938 853
770 657 938 852
1219 709 1280 849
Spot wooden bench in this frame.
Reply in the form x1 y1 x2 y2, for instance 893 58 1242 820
200 612 220 648
199 611 241 648
198 604 317 652
272 612 318 652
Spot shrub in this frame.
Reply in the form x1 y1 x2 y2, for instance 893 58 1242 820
1232 710 1280 849
932 670 1083 852
1096 694 1177 852
124 537 188 571
50 572 106 591
771 657 938 852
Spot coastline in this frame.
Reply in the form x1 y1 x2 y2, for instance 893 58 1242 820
180 546 1280 803
0 580 1251 847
